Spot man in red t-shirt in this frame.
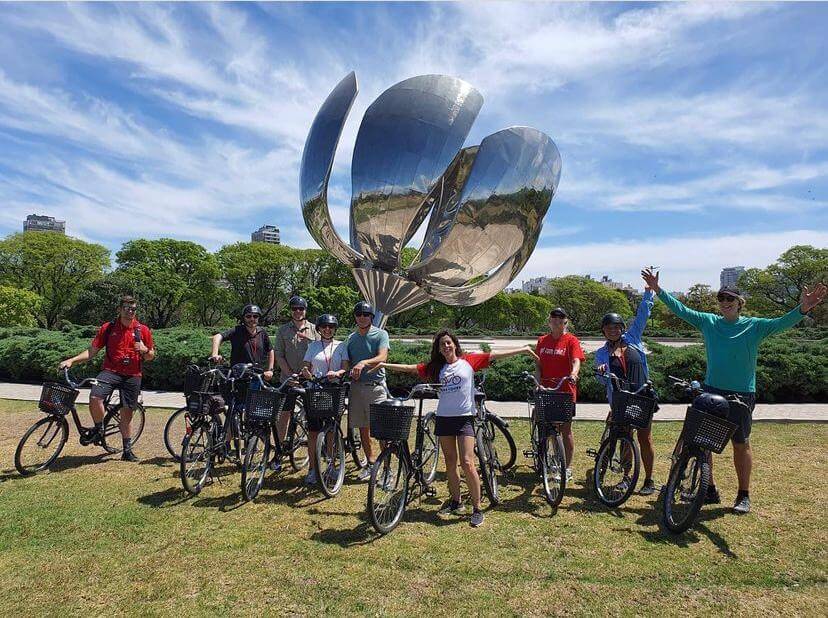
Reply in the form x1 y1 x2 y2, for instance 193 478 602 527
59 296 155 461
535 307 585 481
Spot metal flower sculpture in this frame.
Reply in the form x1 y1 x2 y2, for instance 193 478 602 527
300 72 561 326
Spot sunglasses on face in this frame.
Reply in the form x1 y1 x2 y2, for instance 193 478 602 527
319 324 335 329
291 307 305 311
717 294 738 302
244 314 260 319
123 306 138 312
355 312 372 318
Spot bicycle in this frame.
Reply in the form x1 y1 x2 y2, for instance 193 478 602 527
240 373 307 501
163 362 223 461
587 373 658 507
474 373 517 472
472 372 513 505
366 384 441 535
660 376 746 534
15 368 147 476
521 372 571 507
179 362 259 495
301 377 350 497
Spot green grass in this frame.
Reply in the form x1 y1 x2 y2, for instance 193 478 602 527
0 398 826 616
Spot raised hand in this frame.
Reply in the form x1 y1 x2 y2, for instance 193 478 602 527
641 268 661 293
801 283 827 313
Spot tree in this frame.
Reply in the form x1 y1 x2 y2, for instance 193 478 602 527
456 292 512 330
0 232 109 328
543 276 631 332
684 284 718 313
388 300 457 331
508 292 552 332
300 285 360 327
740 245 828 323
115 238 219 328
65 273 125 326
0 285 43 327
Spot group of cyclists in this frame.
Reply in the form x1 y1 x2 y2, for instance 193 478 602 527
54 270 826 526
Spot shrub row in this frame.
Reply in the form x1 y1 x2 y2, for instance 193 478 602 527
0 326 824 403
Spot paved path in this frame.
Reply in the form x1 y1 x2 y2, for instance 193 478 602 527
2 382 825 421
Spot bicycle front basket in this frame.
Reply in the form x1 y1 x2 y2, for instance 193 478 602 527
610 391 658 429
245 389 285 425
370 402 414 442
39 382 79 416
682 407 738 454
535 391 574 424
303 385 348 421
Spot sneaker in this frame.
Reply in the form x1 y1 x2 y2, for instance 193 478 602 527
565 468 573 482
614 476 631 494
269 459 282 472
733 495 751 514
121 449 139 462
358 466 372 481
639 479 657 496
304 469 317 485
438 500 466 516
470 509 484 527
705 485 721 505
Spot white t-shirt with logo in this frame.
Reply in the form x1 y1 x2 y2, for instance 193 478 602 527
303 339 347 378
417 353 491 417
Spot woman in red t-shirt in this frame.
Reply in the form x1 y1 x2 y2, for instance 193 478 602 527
382 330 537 528
535 307 585 482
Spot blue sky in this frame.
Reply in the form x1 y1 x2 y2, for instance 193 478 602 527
1 2 827 292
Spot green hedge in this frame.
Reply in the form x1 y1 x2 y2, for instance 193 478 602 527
0 326 825 403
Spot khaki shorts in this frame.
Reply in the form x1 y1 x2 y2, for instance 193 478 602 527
348 382 386 429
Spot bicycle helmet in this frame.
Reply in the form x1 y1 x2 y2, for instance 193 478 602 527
316 313 339 329
353 301 375 316
241 304 262 318
549 307 568 318
601 313 625 328
691 392 730 418
288 295 308 309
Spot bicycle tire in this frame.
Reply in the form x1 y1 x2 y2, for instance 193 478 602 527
163 407 189 461
593 432 640 508
180 422 213 495
347 426 368 469
476 425 500 505
663 449 710 534
316 426 346 497
241 432 270 502
367 445 409 535
540 430 566 507
14 415 69 476
420 412 440 486
102 402 147 454
288 404 310 472
488 414 517 471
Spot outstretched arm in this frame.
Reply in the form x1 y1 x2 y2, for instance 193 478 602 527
377 362 420 375
489 345 539 362
642 267 706 330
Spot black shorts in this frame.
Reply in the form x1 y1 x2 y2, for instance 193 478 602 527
91 370 141 410
703 384 757 444
434 415 475 437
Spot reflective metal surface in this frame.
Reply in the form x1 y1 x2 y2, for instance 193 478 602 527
298 73 562 324
349 75 482 270
300 72 363 266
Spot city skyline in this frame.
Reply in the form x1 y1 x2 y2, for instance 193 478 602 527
1 2 826 292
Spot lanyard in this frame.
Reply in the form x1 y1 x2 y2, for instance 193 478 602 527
321 340 334 373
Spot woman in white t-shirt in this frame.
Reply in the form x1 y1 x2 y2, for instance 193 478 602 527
300 314 348 485
382 330 538 528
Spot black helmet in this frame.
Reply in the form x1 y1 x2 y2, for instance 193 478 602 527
316 313 338 329
601 313 625 328
549 307 568 318
288 295 307 309
353 300 375 316
692 392 730 418
241 304 262 318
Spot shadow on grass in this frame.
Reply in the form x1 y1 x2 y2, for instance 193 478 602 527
137 485 193 508
138 456 176 468
496 468 568 518
625 505 736 557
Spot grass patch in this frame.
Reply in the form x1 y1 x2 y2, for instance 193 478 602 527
0 399 826 615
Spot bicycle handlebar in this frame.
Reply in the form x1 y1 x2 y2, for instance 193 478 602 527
668 375 749 411
383 382 441 402
595 371 654 396
520 371 569 391
62 367 104 390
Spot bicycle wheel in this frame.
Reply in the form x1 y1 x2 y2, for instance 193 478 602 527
476 425 500 505
15 415 69 476
163 407 189 461
180 422 213 495
663 449 710 534
593 432 640 508
540 430 566 507
241 432 270 502
102 402 147 454
347 425 368 469
288 404 310 471
488 414 517 471
367 445 410 535
316 425 346 497
420 412 440 485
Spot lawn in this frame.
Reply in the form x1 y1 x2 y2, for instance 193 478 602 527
0 399 825 616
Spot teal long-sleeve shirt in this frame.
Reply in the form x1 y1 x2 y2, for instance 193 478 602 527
657 290 806 393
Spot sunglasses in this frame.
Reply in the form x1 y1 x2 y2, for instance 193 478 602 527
355 312 372 317
123 306 138 312
244 314 260 319
318 324 335 329
717 294 738 302
291 306 305 311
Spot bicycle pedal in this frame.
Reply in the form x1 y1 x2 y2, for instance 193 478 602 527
586 449 598 458
523 450 534 458
424 486 437 497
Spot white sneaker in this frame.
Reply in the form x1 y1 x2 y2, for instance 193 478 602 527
304 469 317 485
358 466 372 481
566 468 573 482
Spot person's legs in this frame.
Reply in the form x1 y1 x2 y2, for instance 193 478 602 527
733 441 752 492
457 435 481 511
440 436 461 502
560 421 574 468
637 427 654 481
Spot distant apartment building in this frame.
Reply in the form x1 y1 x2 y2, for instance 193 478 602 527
720 266 745 289
522 276 551 293
23 214 65 233
598 275 638 295
251 225 280 244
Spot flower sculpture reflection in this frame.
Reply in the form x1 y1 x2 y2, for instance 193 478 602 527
300 72 561 325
